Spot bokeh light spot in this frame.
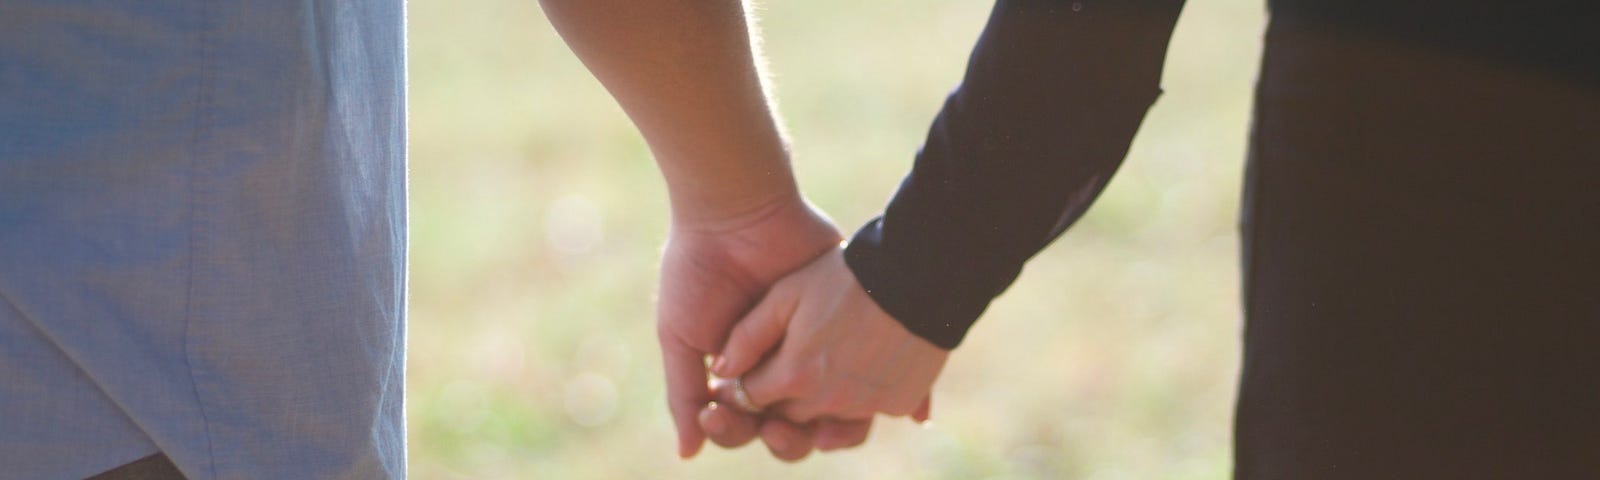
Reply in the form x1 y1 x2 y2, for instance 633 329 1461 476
545 194 602 256
564 372 619 427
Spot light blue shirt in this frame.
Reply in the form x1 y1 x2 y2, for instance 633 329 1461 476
0 1 407 478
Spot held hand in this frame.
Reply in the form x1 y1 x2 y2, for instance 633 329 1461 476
695 379 875 461
656 196 849 458
712 248 949 425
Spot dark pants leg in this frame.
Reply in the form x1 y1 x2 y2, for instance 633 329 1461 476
1234 20 1600 480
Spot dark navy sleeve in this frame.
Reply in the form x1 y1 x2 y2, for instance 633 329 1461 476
843 0 1186 349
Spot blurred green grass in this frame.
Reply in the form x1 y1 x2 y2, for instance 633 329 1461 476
407 0 1265 478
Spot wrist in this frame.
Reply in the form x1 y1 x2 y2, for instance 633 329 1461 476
667 181 807 234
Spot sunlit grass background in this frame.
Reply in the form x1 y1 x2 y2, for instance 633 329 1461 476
407 0 1265 477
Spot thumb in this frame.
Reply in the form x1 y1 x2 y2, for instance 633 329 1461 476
711 281 795 380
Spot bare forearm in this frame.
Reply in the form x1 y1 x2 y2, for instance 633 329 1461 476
540 0 797 225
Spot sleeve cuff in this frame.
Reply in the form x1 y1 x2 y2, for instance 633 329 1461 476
843 216 1011 350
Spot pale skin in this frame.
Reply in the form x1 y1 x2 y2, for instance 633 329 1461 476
539 0 950 460
714 249 947 424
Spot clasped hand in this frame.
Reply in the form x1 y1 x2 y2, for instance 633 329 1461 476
654 198 948 461
700 248 949 460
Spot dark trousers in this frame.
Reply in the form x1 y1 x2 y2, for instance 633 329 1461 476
1234 18 1600 479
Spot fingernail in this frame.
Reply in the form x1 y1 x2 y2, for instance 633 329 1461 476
711 356 728 376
